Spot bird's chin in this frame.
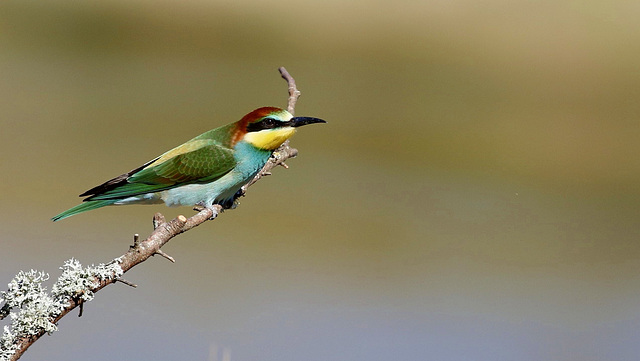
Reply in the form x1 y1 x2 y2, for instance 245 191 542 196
243 127 296 150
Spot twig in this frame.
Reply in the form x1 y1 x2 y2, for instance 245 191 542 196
115 278 138 288
153 249 176 263
278 66 301 115
3 67 303 361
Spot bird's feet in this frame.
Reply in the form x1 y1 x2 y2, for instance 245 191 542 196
194 202 220 220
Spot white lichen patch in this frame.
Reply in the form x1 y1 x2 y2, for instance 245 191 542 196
1 325 17 360
1 270 50 311
0 269 58 360
1 258 124 360
51 258 123 305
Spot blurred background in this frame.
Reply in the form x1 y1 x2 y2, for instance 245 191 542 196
1 1 639 360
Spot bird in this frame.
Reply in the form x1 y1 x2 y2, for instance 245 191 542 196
52 107 325 221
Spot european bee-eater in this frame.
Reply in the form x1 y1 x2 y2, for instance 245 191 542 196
52 107 325 221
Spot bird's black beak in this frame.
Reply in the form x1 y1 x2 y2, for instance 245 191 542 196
290 116 327 127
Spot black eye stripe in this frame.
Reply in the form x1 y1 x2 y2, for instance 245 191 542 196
247 117 289 132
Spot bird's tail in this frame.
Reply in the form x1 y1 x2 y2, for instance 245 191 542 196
52 199 119 222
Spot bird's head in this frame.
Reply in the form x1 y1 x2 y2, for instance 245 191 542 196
238 107 326 150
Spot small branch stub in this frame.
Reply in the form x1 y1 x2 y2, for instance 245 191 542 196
116 278 138 288
153 213 165 230
154 249 176 263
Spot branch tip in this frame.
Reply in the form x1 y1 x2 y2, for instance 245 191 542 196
278 67 300 115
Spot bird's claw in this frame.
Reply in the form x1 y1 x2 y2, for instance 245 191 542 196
195 201 221 220
193 203 206 212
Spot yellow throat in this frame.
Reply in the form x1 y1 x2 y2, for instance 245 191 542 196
243 127 297 150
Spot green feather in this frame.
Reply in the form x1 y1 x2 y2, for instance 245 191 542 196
84 183 174 201
52 199 119 222
85 140 236 201
131 140 236 185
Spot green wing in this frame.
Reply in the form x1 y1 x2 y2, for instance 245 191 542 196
85 139 236 201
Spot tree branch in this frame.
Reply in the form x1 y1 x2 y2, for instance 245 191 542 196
0 67 303 361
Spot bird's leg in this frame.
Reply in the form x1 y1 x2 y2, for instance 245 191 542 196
193 203 205 212
194 201 220 220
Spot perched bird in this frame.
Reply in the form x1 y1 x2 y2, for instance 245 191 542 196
52 107 325 221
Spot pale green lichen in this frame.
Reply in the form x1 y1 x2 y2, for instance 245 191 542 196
1 270 50 311
1 326 17 360
51 258 123 305
0 258 123 360
0 269 57 360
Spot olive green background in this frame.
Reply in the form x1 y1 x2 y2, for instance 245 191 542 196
1 1 639 360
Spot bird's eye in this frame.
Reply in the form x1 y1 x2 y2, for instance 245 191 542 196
262 118 276 127
247 117 280 132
